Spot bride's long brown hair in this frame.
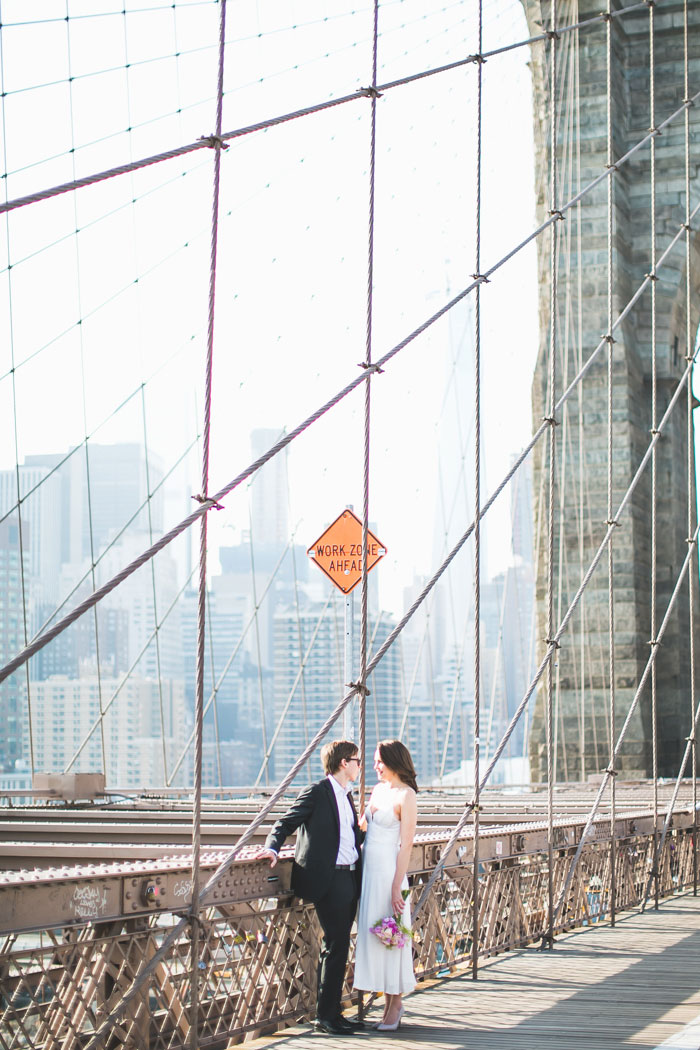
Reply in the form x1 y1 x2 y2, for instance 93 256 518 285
378 739 418 793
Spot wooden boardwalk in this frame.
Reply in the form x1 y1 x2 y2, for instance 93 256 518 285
252 892 700 1050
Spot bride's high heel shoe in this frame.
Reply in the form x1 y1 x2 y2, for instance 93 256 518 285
376 1005 404 1031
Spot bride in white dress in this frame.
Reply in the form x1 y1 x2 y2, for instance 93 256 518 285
353 739 418 1030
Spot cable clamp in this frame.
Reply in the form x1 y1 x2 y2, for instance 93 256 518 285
648 638 660 647
198 134 229 151
683 98 695 108
357 361 385 374
686 735 696 744
649 125 662 137
542 414 560 427
545 638 561 650
644 0 655 7
362 86 383 99
600 10 612 20
682 223 693 232
603 334 616 345
605 518 621 527
192 493 224 511
349 680 371 697
471 273 490 284
605 766 618 777
549 209 565 221
650 427 660 436
546 28 560 40
686 536 697 546
606 162 619 172
645 272 659 282
472 53 487 65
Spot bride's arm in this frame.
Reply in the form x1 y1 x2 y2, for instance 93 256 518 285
391 788 417 914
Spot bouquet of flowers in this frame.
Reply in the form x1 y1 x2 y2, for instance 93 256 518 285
369 891 412 949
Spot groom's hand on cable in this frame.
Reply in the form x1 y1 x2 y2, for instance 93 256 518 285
254 848 278 868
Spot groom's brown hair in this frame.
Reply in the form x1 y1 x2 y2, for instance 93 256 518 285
321 739 359 774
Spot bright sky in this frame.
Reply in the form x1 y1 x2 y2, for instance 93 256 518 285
0 0 538 617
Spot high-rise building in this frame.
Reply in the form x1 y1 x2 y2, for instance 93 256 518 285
249 428 288 548
271 599 402 783
0 517 29 770
0 464 62 605
31 671 186 787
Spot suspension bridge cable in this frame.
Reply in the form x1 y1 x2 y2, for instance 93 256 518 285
190 2 227 1038
359 0 380 824
165 535 297 787
0 26 35 777
471 0 484 977
78 323 700 1050
413 345 700 921
604 0 617 929
0 0 664 219
253 590 334 788
2 135 699 693
683 0 698 897
554 516 700 928
63 566 198 773
640 648 700 913
648 0 660 913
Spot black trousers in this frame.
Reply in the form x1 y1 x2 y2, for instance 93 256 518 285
314 868 359 1021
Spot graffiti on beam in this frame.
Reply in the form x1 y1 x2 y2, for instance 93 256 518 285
71 884 109 920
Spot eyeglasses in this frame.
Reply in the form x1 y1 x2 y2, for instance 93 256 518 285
347 757 362 765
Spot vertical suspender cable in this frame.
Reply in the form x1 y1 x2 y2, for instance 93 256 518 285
190 2 228 1045
648 0 660 912
683 0 697 897
545 0 559 949
67 7 108 779
472 0 484 980
604 0 617 928
574 0 586 782
359 0 380 811
0 20 35 777
357 4 379 1017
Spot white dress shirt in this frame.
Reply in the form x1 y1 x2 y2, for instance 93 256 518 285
328 774 359 865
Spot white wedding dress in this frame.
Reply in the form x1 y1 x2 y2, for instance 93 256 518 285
353 802 416 995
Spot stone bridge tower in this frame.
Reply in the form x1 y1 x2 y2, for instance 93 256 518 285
524 0 700 780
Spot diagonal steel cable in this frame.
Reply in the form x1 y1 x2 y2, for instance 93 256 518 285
412 345 700 921
2 122 699 693
0 1 653 217
557 517 700 927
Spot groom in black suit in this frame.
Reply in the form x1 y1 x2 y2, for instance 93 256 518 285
257 740 364 1036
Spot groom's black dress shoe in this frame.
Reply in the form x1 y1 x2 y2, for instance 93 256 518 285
338 1017 366 1031
313 1017 358 1035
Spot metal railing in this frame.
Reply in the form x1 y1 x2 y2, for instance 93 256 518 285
0 811 696 1050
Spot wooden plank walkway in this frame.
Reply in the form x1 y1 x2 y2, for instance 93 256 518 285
251 892 700 1050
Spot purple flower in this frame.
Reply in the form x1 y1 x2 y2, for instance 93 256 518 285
369 914 413 949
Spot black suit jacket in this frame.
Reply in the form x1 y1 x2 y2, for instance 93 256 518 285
265 778 364 903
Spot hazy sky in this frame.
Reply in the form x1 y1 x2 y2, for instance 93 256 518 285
0 0 539 616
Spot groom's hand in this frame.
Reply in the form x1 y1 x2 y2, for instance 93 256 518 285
254 847 278 868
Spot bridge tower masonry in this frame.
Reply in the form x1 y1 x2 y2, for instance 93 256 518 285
524 0 700 780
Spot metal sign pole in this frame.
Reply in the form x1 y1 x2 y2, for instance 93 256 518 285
344 590 355 738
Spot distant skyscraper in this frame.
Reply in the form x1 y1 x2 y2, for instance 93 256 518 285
0 517 28 770
271 599 402 783
250 428 288 548
25 443 164 566
0 464 62 605
31 671 186 787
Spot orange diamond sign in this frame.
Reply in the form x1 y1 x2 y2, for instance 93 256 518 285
307 509 387 594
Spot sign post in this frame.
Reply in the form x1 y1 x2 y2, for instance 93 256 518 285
307 508 387 738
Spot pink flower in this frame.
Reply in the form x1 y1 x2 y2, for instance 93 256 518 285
369 914 413 950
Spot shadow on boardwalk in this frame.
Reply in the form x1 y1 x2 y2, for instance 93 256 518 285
254 895 700 1050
